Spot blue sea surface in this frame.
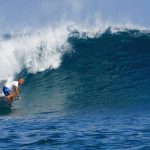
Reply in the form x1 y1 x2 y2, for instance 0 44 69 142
0 29 150 149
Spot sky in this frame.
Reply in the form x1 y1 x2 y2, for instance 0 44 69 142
0 0 149 33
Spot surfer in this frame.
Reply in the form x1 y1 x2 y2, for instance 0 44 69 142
2 79 24 102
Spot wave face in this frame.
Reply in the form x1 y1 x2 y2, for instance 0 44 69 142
13 28 150 116
0 27 150 110
66 29 150 109
0 28 150 149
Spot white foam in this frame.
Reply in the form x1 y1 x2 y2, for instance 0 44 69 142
0 25 71 80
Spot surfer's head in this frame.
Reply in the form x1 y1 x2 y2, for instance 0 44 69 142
18 79 24 85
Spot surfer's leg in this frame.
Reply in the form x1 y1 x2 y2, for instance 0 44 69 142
7 90 17 102
7 94 14 102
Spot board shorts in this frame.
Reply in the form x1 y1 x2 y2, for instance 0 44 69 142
3 86 12 96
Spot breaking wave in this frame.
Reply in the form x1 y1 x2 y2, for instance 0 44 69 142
0 22 149 81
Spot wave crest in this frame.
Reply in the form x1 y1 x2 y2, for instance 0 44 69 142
0 22 149 80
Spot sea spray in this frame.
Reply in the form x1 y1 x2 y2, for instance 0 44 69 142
0 25 71 80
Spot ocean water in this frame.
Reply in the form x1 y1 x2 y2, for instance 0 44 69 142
0 28 150 149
